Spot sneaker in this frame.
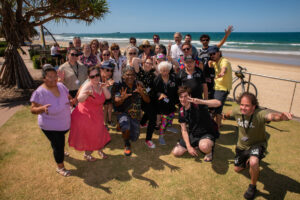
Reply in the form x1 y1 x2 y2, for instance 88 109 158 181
166 126 179 134
145 140 156 149
243 184 257 200
124 146 132 156
140 123 148 128
159 136 166 145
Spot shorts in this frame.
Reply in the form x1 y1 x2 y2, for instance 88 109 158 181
179 134 215 149
117 113 140 142
234 146 265 168
213 90 229 114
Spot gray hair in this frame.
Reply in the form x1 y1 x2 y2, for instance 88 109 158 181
158 61 172 72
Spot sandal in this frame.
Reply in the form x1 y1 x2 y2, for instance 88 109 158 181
98 150 108 159
56 167 71 177
84 154 96 162
204 152 213 162
64 151 70 157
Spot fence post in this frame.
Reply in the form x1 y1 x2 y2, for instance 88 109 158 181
247 74 252 92
289 82 297 113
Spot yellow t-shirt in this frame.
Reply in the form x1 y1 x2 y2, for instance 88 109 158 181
213 57 232 91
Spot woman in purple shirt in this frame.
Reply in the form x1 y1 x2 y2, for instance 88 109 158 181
30 64 72 177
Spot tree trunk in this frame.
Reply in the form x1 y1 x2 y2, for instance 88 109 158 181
0 44 34 89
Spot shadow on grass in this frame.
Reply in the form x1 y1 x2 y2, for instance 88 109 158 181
65 132 181 194
238 161 300 199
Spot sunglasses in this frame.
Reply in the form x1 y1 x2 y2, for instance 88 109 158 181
70 53 79 57
89 73 100 79
153 38 159 40
129 52 137 55
210 53 216 56
130 41 136 44
111 47 119 51
104 69 113 72
201 39 209 42
143 45 151 48
182 48 190 51
103 54 110 56
145 62 153 65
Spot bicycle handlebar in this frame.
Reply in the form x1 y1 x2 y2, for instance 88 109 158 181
237 65 247 71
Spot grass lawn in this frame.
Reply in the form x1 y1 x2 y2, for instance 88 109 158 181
0 102 300 200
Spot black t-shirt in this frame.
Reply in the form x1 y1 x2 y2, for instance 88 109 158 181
153 73 179 115
136 67 156 100
199 47 215 92
178 103 216 138
177 67 206 99
112 82 142 119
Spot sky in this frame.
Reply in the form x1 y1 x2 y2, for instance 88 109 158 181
45 0 300 33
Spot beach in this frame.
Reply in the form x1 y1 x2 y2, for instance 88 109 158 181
30 39 300 117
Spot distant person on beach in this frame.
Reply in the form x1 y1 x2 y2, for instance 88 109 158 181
170 32 183 61
67 42 75 51
69 66 111 161
112 67 150 156
58 48 87 98
152 34 167 55
208 46 232 129
79 43 98 68
153 34 160 45
223 92 293 200
153 61 179 145
73 36 82 54
199 25 233 100
50 43 63 65
133 58 157 148
184 34 198 59
172 86 220 161
30 64 72 177
177 55 208 100
110 43 127 84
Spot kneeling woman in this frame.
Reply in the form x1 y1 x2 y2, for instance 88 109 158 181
31 64 71 177
68 66 111 161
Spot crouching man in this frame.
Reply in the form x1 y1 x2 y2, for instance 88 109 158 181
224 92 293 200
172 86 221 161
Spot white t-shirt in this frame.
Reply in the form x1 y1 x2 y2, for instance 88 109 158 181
112 56 127 83
171 43 183 61
51 46 59 56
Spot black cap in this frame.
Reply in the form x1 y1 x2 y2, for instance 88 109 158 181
207 45 220 54
101 61 115 69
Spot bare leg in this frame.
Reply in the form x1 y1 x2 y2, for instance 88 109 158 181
249 156 260 185
172 143 187 157
108 103 113 122
103 104 108 124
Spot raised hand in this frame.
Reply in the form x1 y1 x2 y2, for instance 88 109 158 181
85 89 95 99
120 87 132 100
133 82 145 95
57 70 65 82
225 25 234 35
280 112 293 120
158 93 167 100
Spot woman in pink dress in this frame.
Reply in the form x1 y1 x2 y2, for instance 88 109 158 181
69 66 111 161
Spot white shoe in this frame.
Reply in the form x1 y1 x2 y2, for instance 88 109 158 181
166 127 179 134
145 140 156 148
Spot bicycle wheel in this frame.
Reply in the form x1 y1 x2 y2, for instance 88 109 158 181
233 82 258 101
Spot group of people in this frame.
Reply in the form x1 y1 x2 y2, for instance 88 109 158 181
31 26 293 199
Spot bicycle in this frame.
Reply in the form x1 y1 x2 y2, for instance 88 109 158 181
232 65 258 101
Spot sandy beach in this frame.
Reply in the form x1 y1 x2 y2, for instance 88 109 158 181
29 39 300 116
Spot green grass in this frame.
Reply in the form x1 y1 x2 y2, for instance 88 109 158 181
0 103 300 200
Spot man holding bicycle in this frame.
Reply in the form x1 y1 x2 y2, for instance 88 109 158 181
224 92 293 199
208 46 232 129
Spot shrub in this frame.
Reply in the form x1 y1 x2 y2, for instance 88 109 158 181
32 55 41 69
0 47 6 57
0 41 8 47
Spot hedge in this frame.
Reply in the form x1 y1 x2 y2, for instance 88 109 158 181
0 47 6 57
32 55 59 69
0 41 7 47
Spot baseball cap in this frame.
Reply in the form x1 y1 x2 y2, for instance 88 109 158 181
207 45 220 54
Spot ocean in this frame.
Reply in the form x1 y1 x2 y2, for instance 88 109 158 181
45 32 300 65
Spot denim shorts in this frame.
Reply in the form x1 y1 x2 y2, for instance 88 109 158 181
117 113 140 142
214 90 229 114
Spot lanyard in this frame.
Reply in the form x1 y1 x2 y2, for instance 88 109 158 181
242 114 253 134
70 63 79 79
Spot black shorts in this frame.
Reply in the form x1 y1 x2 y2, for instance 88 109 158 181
234 146 265 168
213 90 229 114
179 134 215 149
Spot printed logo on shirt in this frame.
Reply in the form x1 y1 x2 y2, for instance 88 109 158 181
237 118 255 128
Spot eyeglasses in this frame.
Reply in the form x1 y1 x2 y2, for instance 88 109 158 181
70 53 79 57
129 52 137 55
182 48 190 51
111 47 119 51
103 54 110 56
201 39 209 42
89 73 100 79
105 69 113 72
